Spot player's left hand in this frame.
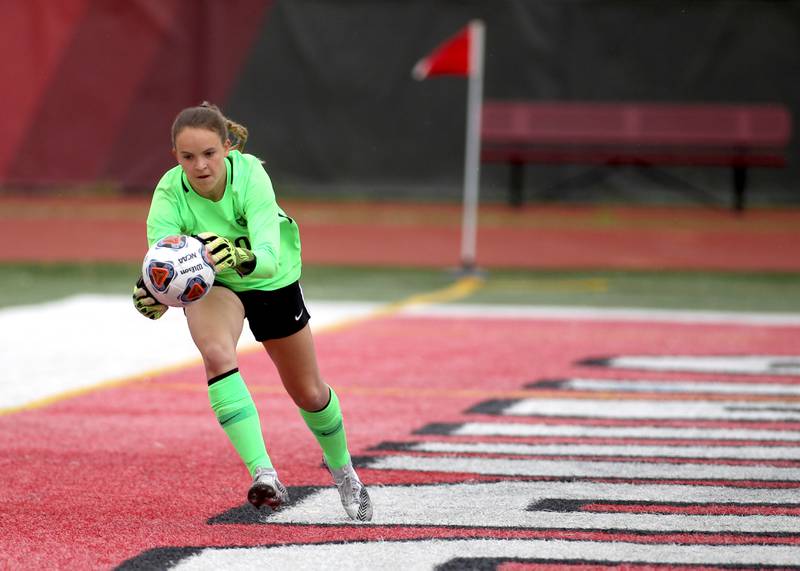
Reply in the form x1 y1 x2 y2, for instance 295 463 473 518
133 276 168 320
195 232 256 277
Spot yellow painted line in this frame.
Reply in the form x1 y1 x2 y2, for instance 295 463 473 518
0 358 204 416
0 277 484 416
330 274 483 321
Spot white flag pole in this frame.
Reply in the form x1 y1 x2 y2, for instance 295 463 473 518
459 19 485 273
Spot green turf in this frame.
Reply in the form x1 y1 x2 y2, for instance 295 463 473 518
0 263 141 308
1 262 799 313
468 270 800 312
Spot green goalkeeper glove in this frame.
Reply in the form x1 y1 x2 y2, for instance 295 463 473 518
196 232 256 277
132 276 168 320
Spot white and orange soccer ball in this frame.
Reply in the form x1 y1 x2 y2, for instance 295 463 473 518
141 235 215 307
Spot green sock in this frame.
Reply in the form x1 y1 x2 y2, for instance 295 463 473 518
299 387 351 470
208 369 271 477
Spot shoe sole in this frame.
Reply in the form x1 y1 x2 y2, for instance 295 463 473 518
346 487 373 522
248 482 285 509
324 458 374 522
356 487 373 521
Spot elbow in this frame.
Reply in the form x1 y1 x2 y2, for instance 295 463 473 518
252 252 279 278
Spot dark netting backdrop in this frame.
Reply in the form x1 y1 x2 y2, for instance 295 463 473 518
226 0 800 204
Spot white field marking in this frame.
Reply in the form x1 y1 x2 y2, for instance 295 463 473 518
499 398 800 421
267 481 800 532
404 441 800 460
364 454 800 481
448 422 800 442
599 355 800 377
0 295 378 411
173 538 800 569
400 303 800 326
553 377 800 396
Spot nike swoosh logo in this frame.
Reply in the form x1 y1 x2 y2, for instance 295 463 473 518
294 310 303 321
320 421 343 437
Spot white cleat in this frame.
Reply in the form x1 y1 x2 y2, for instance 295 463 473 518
324 458 373 522
248 467 289 510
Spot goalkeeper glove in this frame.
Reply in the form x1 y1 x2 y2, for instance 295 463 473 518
132 276 168 320
195 232 256 276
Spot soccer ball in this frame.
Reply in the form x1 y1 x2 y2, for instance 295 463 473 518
141 235 215 307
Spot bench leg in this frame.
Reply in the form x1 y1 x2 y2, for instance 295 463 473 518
509 161 524 208
732 165 747 212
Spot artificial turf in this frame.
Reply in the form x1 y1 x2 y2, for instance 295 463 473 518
1 262 799 313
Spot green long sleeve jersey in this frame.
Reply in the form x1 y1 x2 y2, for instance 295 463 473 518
146 150 301 292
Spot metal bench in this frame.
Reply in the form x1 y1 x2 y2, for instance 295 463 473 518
481 101 792 211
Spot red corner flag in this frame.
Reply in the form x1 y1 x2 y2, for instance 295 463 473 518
412 20 486 272
412 25 473 80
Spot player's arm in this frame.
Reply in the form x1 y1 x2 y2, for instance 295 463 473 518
146 185 185 248
135 183 181 319
235 161 281 278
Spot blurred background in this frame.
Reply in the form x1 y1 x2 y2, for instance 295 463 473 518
4 0 800 202
1 0 799 309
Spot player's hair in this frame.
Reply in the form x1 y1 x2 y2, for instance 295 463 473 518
171 102 249 151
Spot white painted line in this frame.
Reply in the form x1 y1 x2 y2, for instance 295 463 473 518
405 441 800 460
268 480 800 532
498 398 800 421
365 454 800 481
598 355 800 377
401 303 800 326
555 377 800 396
449 421 800 442
175 538 800 569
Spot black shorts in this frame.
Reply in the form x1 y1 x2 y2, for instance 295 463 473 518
221 280 311 341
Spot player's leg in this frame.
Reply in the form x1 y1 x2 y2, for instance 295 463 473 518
185 286 286 509
185 285 243 377
263 324 373 521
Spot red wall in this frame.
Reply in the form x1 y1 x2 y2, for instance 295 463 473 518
0 0 271 189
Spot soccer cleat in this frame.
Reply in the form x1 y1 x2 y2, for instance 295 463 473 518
324 458 373 522
247 467 289 509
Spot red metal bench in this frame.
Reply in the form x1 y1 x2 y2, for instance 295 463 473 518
481 101 792 211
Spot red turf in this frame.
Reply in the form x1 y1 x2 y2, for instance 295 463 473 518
1 315 799 567
2 196 800 270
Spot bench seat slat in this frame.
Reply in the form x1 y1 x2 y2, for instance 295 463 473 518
481 102 792 148
480 147 786 168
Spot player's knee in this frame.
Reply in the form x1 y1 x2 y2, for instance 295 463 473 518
199 340 237 377
291 381 330 412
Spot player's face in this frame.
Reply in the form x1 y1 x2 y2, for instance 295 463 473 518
173 127 231 198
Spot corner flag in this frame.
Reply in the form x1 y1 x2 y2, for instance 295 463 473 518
412 20 485 272
412 25 472 79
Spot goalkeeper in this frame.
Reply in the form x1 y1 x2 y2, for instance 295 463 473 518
132 102 372 522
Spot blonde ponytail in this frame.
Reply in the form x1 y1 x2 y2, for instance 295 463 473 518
226 119 249 152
